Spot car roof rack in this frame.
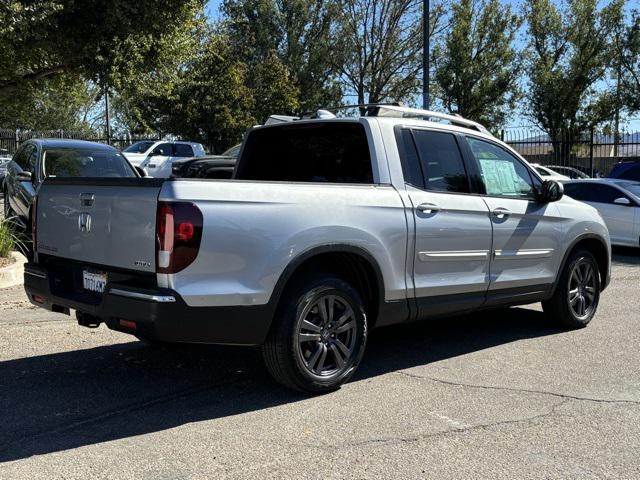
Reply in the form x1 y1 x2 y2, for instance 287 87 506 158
320 103 490 134
265 104 491 135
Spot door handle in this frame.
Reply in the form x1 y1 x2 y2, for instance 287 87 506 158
416 202 440 214
492 207 511 219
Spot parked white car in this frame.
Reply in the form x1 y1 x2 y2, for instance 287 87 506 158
122 141 206 177
531 164 570 181
563 179 640 248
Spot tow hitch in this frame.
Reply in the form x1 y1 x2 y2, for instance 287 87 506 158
76 311 102 328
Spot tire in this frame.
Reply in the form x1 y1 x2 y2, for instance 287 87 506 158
262 274 368 393
542 248 600 329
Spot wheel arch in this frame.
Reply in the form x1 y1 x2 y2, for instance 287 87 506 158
267 244 386 328
552 234 610 295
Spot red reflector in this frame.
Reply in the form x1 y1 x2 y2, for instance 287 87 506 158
33 295 45 304
176 222 195 241
119 319 137 330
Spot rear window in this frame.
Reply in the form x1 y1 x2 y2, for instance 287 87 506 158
174 144 194 157
236 122 373 183
42 149 136 178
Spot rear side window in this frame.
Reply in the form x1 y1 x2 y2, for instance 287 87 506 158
412 130 469 193
618 165 640 181
174 144 194 157
42 149 136 178
563 183 590 201
236 122 373 183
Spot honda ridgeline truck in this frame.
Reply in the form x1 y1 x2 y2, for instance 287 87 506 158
24 105 611 393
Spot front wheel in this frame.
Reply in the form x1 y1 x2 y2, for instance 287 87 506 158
262 275 368 393
542 249 600 329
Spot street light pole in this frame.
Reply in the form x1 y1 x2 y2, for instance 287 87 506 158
104 83 111 145
423 0 430 110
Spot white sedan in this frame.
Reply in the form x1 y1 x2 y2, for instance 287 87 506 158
531 163 570 181
563 179 640 248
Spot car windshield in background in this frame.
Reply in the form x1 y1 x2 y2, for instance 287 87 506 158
123 141 155 153
222 144 241 157
620 183 640 198
42 149 136 178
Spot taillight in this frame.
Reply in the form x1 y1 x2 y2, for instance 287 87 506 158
156 201 203 274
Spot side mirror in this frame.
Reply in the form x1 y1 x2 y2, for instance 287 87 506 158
134 166 147 177
16 171 32 182
613 197 631 206
538 180 564 203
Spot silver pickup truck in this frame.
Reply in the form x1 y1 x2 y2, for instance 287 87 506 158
24 105 611 393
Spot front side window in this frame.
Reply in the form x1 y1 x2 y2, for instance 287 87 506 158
42 149 136 178
152 143 173 156
412 130 469 193
468 137 535 199
590 184 627 204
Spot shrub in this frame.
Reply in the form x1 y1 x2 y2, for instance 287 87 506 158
0 219 14 258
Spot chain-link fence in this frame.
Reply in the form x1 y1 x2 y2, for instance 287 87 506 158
502 128 640 177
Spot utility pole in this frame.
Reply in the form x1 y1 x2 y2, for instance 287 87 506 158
104 83 111 145
423 0 430 110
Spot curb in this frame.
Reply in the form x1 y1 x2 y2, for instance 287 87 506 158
0 252 27 289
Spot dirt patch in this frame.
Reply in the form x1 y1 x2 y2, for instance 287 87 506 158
0 256 15 269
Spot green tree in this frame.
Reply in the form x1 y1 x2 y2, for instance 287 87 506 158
0 75 100 131
433 0 521 127
525 0 625 159
619 10 640 113
126 31 255 152
222 0 341 114
335 0 445 108
0 0 205 93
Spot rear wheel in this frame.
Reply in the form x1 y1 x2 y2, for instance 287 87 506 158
543 249 600 329
262 275 368 393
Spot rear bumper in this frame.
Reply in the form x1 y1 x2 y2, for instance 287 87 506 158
24 263 273 346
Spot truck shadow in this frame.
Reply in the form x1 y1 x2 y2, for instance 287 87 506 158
611 246 640 265
0 307 562 462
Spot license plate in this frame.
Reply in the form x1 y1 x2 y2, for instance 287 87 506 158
83 270 107 293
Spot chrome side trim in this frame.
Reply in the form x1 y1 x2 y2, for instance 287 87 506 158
494 249 554 259
418 250 490 262
109 288 176 303
25 270 47 279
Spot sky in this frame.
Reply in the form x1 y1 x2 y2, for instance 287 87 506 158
204 0 640 132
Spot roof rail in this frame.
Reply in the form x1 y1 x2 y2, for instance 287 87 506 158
322 103 491 134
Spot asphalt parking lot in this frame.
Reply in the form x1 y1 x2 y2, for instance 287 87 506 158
0 251 639 479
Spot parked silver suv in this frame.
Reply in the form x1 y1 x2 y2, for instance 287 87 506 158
25 105 611 393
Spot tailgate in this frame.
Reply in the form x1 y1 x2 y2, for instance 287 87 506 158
36 178 164 273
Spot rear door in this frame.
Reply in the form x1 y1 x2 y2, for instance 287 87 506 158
464 136 563 294
397 128 493 317
36 178 164 273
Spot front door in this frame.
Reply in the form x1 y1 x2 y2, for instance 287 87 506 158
398 128 493 318
464 136 563 297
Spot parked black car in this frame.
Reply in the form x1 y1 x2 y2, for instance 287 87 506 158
3 139 138 229
171 155 237 179
609 160 640 181
171 143 239 179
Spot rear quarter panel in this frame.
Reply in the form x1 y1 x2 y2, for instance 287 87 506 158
160 180 408 307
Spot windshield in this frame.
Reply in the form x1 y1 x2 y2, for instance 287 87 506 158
42 149 136 178
222 144 241 157
620 183 640 198
123 141 155 153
